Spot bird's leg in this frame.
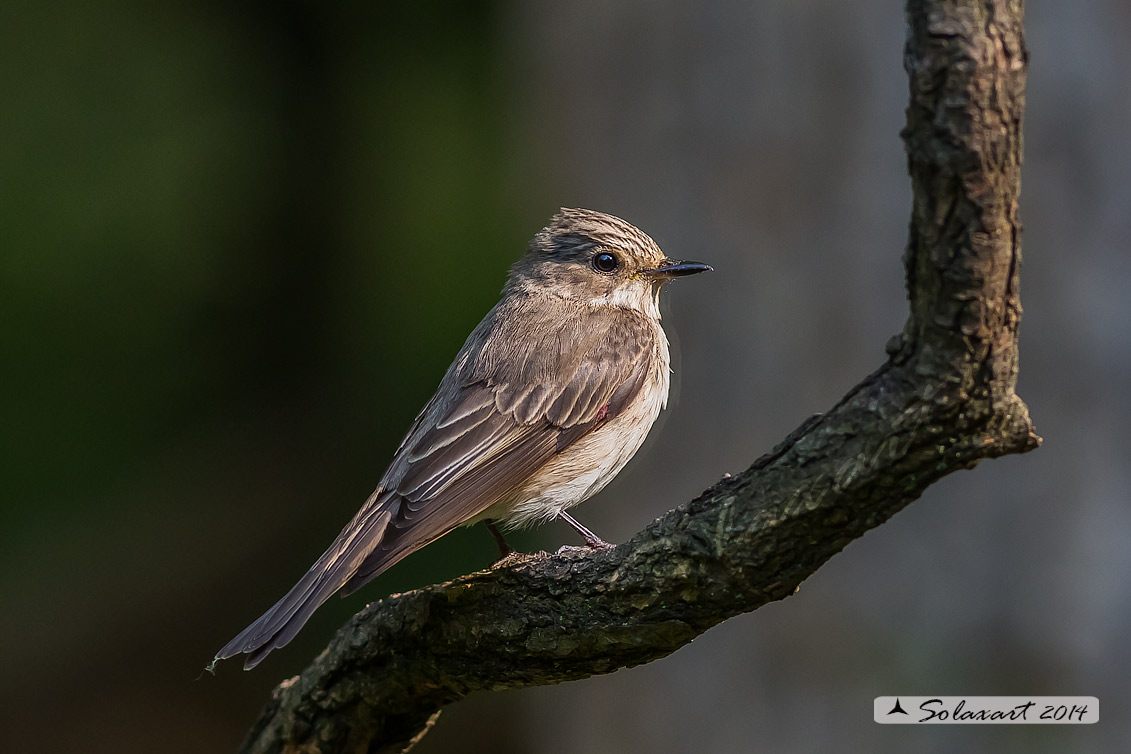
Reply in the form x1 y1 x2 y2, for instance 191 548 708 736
485 519 540 568
557 511 614 549
483 519 513 556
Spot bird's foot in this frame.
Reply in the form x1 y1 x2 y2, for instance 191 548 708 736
556 511 615 551
582 535 615 550
492 550 539 569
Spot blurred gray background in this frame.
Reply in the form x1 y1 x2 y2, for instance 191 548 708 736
2 1 1127 752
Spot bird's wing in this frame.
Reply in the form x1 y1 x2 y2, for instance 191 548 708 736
340 301 657 590
214 301 656 668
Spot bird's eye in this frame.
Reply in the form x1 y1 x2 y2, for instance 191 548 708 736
592 251 619 273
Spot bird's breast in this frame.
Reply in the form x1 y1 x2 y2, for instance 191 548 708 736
496 322 671 529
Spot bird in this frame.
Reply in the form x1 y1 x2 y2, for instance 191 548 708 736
211 208 710 670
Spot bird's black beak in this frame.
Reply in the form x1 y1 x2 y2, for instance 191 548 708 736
640 260 713 280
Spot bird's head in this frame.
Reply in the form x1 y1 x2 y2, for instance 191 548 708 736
507 208 711 317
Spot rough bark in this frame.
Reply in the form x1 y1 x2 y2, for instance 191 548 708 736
237 1 1036 751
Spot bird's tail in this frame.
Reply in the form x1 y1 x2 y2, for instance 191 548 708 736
210 493 394 671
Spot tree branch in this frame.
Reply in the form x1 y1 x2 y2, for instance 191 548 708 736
237 1 1037 751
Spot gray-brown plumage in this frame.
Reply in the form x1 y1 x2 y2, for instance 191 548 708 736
212 208 710 670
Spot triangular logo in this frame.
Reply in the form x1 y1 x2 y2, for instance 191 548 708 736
888 698 909 715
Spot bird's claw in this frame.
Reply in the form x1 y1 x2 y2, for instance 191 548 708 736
491 550 539 569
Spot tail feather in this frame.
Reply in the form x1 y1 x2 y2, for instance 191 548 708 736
212 496 394 670
338 525 447 597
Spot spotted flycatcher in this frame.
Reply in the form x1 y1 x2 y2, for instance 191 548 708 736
212 208 710 669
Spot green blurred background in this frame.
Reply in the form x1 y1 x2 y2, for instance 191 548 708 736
3 2 1129 753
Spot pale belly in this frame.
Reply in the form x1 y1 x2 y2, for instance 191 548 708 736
484 355 670 530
